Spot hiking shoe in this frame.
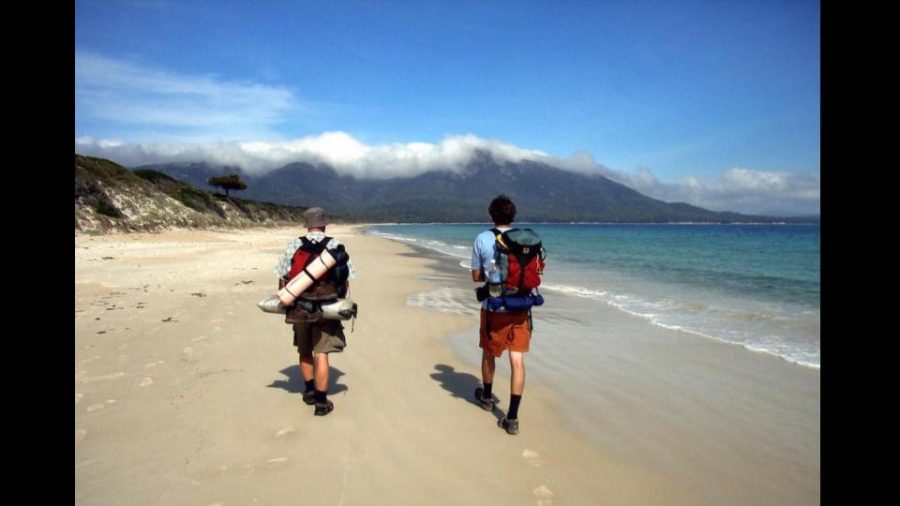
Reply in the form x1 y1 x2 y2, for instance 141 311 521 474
474 387 496 411
499 417 519 435
314 400 334 416
302 390 316 405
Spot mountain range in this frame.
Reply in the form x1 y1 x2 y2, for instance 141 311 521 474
138 152 816 223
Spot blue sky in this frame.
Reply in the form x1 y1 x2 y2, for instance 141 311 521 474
75 0 820 216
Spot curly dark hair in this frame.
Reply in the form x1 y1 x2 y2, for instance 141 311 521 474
488 194 516 224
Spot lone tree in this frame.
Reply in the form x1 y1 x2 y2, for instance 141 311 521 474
208 174 247 197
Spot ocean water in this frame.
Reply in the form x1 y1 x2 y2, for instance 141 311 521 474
365 223 820 369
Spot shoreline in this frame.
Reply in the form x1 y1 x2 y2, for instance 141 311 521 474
377 228 820 506
362 223 820 371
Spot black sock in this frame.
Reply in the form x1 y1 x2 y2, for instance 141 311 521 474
507 394 522 420
315 390 328 404
482 382 493 399
304 379 315 392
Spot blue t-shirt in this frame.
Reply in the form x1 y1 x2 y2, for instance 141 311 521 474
472 226 510 310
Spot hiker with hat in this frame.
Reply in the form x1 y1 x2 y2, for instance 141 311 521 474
274 207 354 416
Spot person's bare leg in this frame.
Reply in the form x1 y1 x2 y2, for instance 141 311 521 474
314 352 329 392
503 351 525 432
508 351 525 395
299 355 314 382
312 352 334 415
481 349 496 385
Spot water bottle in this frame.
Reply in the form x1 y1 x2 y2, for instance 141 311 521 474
488 260 502 297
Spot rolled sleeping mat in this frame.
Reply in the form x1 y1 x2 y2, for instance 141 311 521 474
320 298 358 320
276 248 338 305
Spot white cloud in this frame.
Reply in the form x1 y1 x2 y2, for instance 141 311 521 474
75 52 296 142
75 121 819 218
74 131 819 216
74 131 571 178
610 166 820 216
73 52 819 216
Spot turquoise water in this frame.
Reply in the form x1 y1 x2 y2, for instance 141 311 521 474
366 223 820 368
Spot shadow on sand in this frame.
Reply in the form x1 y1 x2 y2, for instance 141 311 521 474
430 363 503 420
268 364 349 397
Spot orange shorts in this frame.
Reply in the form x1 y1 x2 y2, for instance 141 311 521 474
479 309 531 357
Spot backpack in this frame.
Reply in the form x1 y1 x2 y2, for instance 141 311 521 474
491 227 545 296
283 236 350 301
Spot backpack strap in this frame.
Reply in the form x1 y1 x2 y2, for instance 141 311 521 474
299 236 331 256
491 227 515 251
293 236 329 279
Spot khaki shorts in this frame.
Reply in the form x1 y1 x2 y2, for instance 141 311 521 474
479 309 531 357
293 319 346 358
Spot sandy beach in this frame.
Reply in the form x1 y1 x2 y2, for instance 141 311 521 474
75 225 818 505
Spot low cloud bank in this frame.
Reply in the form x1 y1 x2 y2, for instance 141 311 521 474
74 133 819 216
615 167 820 216
75 132 607 178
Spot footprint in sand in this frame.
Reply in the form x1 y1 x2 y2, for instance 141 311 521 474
80 371 126 383
86 403 105 412
275 428 296 438
75 393 83 404
523 449 542 468
191 335 208 342
183 347 193 355
140 377 154 387
79 356 100 366
533 485 554 506
265 457 288 467
75 429 87 442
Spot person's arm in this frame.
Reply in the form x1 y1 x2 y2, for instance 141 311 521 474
471 236 485 282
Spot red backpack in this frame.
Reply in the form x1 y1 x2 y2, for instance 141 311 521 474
492 228 545 295
282 236 349 300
